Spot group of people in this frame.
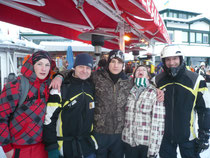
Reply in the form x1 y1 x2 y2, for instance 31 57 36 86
0 44 210 158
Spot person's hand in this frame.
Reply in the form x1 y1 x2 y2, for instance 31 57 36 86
5 149 14 158
195 129 210 153
48 149 60 158
157 89 164 102
49 75 63 92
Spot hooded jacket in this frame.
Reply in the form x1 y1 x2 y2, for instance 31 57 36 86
0 56 52 152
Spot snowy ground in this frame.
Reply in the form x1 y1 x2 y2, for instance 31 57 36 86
0 147 6 158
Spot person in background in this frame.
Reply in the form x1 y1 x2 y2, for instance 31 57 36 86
152 45 210 158
50 60 59 79
43 53 97 158
96 58 107 71
146 65 155 78
0 51 53 158
122 65 165 158
194 66 198 72
59 59 69 72
198 62 206 78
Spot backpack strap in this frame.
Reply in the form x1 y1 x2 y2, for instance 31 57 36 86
8 75 30 124
18 75 30 106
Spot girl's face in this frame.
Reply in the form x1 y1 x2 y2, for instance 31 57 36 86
34 59 51 79
135 66 149 79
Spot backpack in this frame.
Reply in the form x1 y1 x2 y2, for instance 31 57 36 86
8 75 30 123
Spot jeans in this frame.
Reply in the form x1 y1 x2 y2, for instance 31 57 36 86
94 133 124 158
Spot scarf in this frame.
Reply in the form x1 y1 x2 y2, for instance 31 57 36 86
134 78 149 88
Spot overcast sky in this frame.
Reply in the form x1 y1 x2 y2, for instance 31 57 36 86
153 0 209 15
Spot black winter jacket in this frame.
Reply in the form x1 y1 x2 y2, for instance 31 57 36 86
153 69 210 143
43 71 97 157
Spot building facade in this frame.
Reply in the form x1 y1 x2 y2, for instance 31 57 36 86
158 8 210 67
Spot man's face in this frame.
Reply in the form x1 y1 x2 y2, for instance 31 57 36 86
108 58 124 74
74 65 91 80
165 56 180 68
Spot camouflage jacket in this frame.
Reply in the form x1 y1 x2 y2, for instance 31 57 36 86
92 70 133 134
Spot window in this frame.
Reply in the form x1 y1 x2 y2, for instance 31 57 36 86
168 30 174 41
179 13 187 19
203 34 209 44
190 32 195 43
182 32 188 42
173 13 178 18
196 33 202 43
169 12 173 17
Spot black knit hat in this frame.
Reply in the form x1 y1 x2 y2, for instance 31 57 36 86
32 51 51 65
107 49 124 64
74 53 93 69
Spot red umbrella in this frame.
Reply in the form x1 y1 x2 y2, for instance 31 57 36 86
0 0 170 50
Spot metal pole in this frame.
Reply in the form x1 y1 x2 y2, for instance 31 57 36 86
119 23 125 52
94 45 102 66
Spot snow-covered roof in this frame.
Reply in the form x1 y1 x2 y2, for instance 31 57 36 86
40 41 111 52
0 34 44 50
163 14 210 24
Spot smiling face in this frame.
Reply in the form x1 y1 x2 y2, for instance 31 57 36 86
165 56 180 68
34 59 51 79
74 65 91 80
135 66 150 79
108 58 124 74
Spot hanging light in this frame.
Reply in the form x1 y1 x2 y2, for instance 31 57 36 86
124 35 130 41
140 39 145 43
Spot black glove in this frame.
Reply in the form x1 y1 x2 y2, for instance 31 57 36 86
195 129 210 153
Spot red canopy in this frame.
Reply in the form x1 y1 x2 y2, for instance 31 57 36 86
0 0 170 50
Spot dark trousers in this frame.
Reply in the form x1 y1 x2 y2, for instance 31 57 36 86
123 142 148 158
159 137 200 158
94 133 124 158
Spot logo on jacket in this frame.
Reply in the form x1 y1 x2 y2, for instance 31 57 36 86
89 102 95 109
68 100 77 107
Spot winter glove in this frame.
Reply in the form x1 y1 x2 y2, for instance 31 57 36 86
48 149 60 158
195 129 210 153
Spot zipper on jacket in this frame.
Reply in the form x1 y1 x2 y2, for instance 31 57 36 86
171 84 175 143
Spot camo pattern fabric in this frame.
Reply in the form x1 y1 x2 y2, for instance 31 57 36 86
92 70 133 134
